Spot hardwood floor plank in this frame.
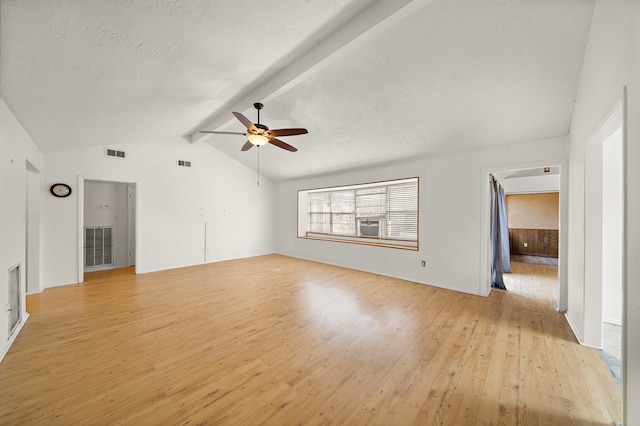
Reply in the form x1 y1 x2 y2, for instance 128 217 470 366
0 255 621 424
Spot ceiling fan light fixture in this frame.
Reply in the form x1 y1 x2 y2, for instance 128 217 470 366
248 133 269 146
202 103 306 152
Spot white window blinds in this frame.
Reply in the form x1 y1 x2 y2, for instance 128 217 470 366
387 181 418 240
307 177 418 243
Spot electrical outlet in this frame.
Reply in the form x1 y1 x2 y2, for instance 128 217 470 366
523 242 528 248
421 260 426 267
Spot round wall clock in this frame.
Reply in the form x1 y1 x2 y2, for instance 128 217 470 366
50 183 72 198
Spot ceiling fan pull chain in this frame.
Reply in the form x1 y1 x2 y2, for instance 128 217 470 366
257 146 260 187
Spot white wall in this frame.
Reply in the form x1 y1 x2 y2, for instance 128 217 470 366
602 128 623 326
84 180 129 270
583 134 604 345
0 98 44 359
42 138 277 287
565 0 640 422
501 174 560 194
277 136 568 297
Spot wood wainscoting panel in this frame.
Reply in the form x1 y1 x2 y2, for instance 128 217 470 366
509 228 559 257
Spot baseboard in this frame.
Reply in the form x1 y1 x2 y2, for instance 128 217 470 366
564 312 585 345
280 252 485 297
564 312 604 349
0 313 30 363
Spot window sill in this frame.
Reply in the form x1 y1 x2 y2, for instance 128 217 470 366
300 233 418 251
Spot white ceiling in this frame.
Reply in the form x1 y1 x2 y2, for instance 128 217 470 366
1 0 594 182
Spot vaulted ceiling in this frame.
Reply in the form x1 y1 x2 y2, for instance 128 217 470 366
1 0 594 181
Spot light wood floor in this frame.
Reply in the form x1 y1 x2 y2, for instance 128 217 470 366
0 255 621 425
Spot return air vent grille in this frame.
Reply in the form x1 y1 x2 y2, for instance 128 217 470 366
177 160 192 167
85 226 113 268
106 148 126 158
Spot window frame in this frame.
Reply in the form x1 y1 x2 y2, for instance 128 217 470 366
297 177 419 250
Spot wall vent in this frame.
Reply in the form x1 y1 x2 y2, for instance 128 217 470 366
8 263 21 335
177 160 192 167
85 226 113 268
106 148 126 158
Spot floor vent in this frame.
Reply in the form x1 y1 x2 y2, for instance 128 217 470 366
177 160 192 167
106 148 126 158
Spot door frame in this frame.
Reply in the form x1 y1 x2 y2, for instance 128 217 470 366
25 160 41 294
580 92 627 424
77 176 140 283
480 157 569 312
581 97 625 346
127 185 136 267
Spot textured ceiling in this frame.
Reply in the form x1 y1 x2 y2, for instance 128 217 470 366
1 0 594 182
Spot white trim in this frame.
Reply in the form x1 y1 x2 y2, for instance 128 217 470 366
284 253 483 297
603 318 623 327
621 87 628 424
581 99 623 152
564 312 587 346
0 313 29 363
581 99 624 348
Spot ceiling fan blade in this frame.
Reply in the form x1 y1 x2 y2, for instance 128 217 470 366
268 128 308 137
269 137 297 152
199 130 246 136
241 140 254 151
232 112 257 131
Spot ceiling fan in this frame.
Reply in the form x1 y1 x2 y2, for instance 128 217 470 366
200 103 308 152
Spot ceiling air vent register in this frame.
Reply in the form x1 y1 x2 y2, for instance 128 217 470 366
105 148 126 159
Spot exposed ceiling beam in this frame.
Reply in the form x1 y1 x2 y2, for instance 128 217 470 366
189 0 429 143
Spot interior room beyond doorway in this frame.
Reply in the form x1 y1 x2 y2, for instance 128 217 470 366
83 180 136 274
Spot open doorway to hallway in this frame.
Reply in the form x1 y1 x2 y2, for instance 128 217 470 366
490 165 564 309
81 179 137 278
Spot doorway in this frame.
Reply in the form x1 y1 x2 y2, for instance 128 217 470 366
583 101 624 398
78 178 138 281
25 160 41 294
482 160 569 312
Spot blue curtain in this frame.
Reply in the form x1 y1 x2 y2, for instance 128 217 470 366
490 175 510 289
498 183 512 274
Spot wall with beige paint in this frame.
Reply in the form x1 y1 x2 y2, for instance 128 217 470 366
506 193 559 230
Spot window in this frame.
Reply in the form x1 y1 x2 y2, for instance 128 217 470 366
298 177 418 250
